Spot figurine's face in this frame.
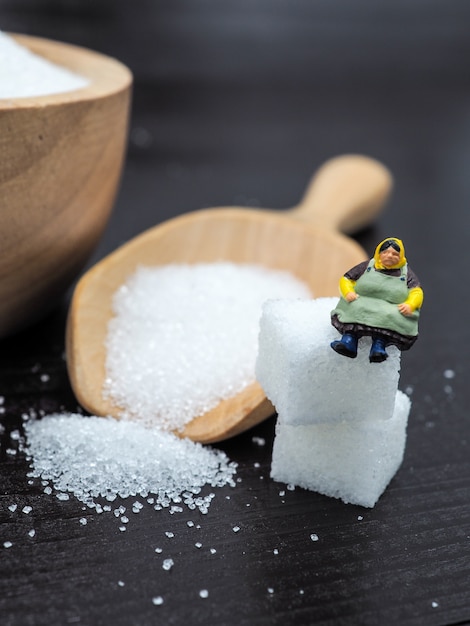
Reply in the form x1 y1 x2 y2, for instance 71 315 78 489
379 246 401 268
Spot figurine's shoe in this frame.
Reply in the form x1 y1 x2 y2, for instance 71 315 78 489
331 333 358 358
369 338 388 363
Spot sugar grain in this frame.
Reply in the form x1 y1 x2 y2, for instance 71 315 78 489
24 413 236 514
104 263 310 431
0 31 88 98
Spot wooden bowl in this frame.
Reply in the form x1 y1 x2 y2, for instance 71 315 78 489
0 34 132 337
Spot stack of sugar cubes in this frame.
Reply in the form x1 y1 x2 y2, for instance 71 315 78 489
256 297 411 508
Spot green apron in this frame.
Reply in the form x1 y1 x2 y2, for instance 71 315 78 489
331 260 419 337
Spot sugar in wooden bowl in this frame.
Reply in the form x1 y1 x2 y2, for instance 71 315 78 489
0 32 132 336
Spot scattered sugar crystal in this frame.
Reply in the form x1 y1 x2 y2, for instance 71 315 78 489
8 504 17 513
252 437 266 446
121 516 129 524
310 534 319 542
10 430 21 441
24 414 237 513
152 596 164 606
232 526 240 533
162 558 174 571
271 391 411 508
187 521 195 528
104 263 310 431
431 601 439 608
155 548 163 554
273 549 279 555
56 493 70 501
79 518 88 526
40 374 50 383
210 548 217 554
199 589 209 599
119 526 126 532
165 531 175 539
0 31 89 99
443 369 455 379
256 298 401 425
0 396 4 404
358 516 363 521
118 581 125 587
267 588 274 595
3 541 13 548
279 491 285 497
28 529 36 537
22 506 32 514
195 542 203 549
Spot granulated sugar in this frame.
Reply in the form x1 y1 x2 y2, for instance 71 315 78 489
0 31 88 99
104 263 311 431
24 413 237 513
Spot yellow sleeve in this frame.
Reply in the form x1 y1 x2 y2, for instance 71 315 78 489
404 286 424 311
339 275 356 298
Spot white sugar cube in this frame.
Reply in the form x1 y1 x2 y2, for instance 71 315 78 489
271 390 410 508
256 298 401 425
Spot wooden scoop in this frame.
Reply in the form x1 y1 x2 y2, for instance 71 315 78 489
66 154 392 443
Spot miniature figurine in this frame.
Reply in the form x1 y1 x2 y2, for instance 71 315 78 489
330 237 423 363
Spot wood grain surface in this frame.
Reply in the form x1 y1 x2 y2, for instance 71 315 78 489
1 2 470 625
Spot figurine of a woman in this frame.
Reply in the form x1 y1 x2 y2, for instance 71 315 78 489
330 237 423 363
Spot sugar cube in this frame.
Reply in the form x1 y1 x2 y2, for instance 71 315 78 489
271 390 410 508
256 298 401 425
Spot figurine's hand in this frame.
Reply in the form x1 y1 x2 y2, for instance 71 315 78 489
398 303 412 316
345 292 358 302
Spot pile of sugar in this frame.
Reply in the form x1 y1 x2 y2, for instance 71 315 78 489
24 414 237 514
0 31 88 99
104 263 311 431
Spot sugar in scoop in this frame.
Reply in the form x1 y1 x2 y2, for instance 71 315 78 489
104 263 311 431
66 156 392 441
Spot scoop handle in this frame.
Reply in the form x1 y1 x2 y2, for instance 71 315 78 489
290 154 393 233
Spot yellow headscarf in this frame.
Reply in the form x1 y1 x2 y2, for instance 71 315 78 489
373 237 407 270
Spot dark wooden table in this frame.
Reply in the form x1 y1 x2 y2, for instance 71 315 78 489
1 2 470 624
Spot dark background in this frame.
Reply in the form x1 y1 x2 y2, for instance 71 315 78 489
1 1 470 625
